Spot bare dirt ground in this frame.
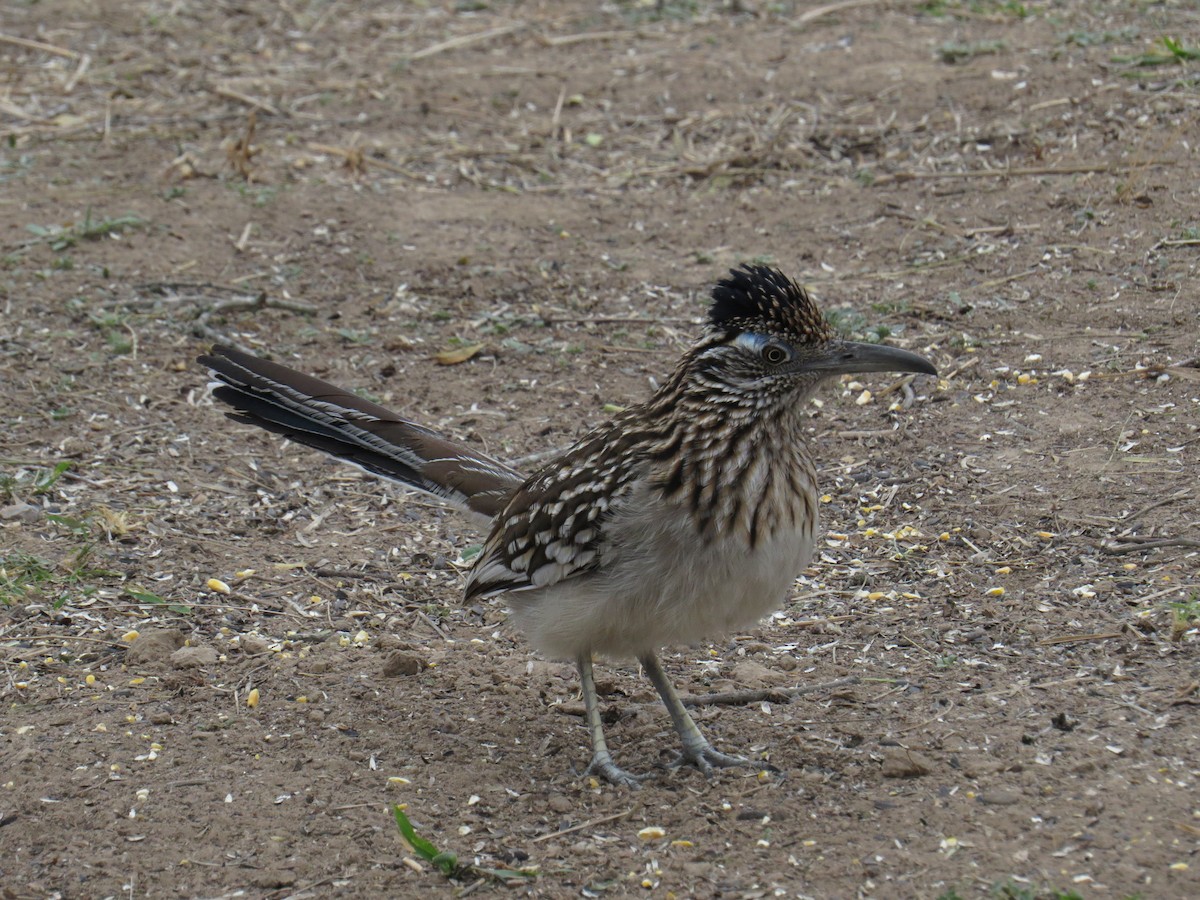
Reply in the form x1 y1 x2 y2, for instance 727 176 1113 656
2 1 1199 897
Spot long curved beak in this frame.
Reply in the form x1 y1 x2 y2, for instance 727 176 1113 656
801 340 937 378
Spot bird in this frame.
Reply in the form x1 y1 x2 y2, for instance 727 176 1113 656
198 264 936 787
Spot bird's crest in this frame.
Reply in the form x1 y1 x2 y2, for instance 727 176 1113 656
708 264 832 344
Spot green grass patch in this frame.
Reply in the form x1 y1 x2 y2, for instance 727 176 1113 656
1114 36 1199 67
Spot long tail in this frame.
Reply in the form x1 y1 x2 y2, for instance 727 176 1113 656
198 345 525 520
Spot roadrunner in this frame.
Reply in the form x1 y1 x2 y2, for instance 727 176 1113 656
199 265 936 786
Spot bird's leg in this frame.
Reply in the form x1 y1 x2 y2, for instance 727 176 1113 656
577 654 646 788
639 652 753 776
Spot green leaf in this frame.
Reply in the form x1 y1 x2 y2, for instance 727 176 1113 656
126 588 166 604
46 513 89 534
393 806 457 876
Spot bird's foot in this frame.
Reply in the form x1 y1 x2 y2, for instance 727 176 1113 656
585 752 649 789
668 741 754 778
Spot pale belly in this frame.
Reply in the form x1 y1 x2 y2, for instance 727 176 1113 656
507 492 817 660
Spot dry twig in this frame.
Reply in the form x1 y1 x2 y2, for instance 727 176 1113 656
682 675 861 708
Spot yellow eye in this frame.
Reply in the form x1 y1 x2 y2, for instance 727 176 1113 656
761 344 788 365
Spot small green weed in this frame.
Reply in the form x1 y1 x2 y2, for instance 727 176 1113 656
939 40 1007 64
825 307 892 343
0 542 106 609
1167 593 1200 640
0 461 72 502
991 879 1085 900
1114 36 1200 68
0 552 57 605
26 209 145 251
85 310 136 355
1063 27 1139 48
392 806 536 884
919 0 1028 16
126 587 193 616
615 0 700 24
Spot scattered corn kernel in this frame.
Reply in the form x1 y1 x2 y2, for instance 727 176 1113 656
14 682 28 690
986 587 1005 597
353 630 369 644
867 591 886 601
855 389 872 405
638 826 666 841
235 569 255 579
246 688 260 708
129 677 145 686
1035 531 1054 540
670 840 693 848
85 674 97 686
819 494 832 503
122 631 140 643
1016 373 1033 385
1170 862 1188 871
995 566 1011 575
388 777 411 786
207 578 231 594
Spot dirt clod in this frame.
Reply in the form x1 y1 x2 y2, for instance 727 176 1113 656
382 650 425 677
170 646 219 668
881 749 935 778
123 630 186 665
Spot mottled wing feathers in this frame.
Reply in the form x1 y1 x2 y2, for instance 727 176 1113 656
709 264 832 344
200 345 524 518
465 422 644 600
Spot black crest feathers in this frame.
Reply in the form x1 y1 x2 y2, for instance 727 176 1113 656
708 264 832 344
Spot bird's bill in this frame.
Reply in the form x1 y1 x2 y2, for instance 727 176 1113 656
803 341 938 378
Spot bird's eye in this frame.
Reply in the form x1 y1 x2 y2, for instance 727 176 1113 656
761 344 789 365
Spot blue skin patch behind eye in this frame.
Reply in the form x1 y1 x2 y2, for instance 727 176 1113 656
732 332 768 353
732 332 793 362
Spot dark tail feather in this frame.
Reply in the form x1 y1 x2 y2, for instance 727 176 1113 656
198 345 524 520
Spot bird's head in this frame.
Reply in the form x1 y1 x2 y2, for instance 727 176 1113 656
684 264 936 402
